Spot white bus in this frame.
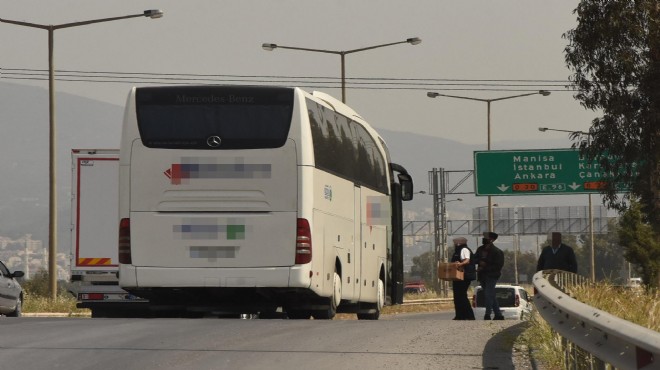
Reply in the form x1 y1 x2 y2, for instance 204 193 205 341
118 86 412 319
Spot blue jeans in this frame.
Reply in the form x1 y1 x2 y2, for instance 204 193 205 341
482 276 502 317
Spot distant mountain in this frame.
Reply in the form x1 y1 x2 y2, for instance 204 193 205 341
1 82 124 248
0 82 573 253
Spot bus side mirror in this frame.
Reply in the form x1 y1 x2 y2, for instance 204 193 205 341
390 163 413 201
398 174 413 201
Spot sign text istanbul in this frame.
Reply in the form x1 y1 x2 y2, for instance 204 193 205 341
473 149 636 196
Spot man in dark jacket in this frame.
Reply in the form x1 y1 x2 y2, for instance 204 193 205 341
536 232 578 273
476 231 505 320
450 237 475 320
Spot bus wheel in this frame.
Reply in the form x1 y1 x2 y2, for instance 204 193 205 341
313 272 341 320
357 278 384 320
286 309 311 319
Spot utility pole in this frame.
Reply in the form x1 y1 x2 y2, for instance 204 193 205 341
439 168 448 298
431 168 440 293
430 167 450 297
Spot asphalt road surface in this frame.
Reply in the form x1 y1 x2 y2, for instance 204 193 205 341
0 311 528 370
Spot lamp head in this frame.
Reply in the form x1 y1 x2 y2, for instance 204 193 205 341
538 127 548 132
427 92 439 98
144 9 163 19
262 43 277 51
539 90 551 96
407 37 422 45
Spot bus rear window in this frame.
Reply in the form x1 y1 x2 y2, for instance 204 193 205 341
135 86 294 149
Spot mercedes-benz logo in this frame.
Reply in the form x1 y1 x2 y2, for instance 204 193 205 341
206 135 222 148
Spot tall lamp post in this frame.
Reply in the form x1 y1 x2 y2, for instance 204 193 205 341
0 9 163 299
427 90 551 232
538 126 595 281
262 37 422 103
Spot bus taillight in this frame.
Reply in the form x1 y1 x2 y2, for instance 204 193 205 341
118 218 132 264
295 218 312 264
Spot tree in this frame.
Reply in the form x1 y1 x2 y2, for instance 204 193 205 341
500 250 538 285
564 1 660 234
410 251 434 286
578 220 627 283
617 201 660 287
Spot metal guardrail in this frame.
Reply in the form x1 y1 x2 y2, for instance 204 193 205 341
533 270 660 370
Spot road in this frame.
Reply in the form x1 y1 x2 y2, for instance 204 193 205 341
0 311 528 370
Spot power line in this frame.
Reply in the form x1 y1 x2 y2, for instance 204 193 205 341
1 67 571 82
0 67 576 92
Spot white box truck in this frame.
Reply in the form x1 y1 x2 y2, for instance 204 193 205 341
70 149 148 317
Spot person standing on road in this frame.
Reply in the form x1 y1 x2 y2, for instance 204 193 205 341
450 237 475 320
475 231 505 320
536 232 578 273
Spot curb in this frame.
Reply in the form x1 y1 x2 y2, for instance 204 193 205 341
21 312 91 318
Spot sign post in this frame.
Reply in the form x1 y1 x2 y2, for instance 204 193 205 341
474 149 634 196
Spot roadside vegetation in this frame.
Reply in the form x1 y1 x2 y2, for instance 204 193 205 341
571 282 660 331
20 270 88 316
383 291 452 315
519 281 660 369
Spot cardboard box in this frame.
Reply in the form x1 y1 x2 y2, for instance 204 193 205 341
438 262 464 281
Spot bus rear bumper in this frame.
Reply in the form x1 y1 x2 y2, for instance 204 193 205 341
119 264 311 289
118 264 318 313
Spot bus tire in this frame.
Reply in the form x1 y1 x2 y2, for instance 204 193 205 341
313 271 341 320
357 278 383 320
286 309 311 319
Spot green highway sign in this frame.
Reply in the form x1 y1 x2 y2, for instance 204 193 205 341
473 149 635 196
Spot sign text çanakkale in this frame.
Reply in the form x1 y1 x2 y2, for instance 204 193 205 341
474 149 636 196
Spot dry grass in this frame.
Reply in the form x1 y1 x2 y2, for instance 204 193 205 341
519 282 659 369
22 293 89 316
571 283 659 331
335 291 452 320
518 311 564 369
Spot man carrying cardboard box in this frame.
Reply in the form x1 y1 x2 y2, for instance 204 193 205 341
450 237 475 320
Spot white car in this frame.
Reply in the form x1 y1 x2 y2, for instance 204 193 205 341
472 284 532 320
0 260 24 317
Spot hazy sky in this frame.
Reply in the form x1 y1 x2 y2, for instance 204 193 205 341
1 0 597 146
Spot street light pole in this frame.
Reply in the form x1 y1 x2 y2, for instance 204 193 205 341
262 37 422 103
538 126 596 281
0 9 163 299
428 90 551 231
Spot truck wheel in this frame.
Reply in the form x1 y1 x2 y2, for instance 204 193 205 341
8 295 22 317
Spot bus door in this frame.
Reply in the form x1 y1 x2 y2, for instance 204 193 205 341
388 163 413 305
350 184 361 299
